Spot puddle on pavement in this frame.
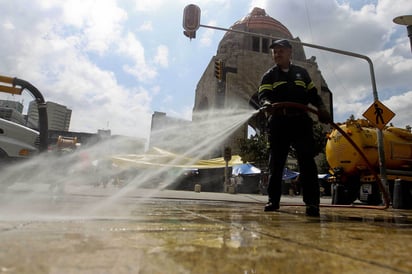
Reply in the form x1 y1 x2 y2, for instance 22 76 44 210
325 214 412 228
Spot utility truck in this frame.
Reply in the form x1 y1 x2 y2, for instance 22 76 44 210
0 75 48 164
0 118 39 163
326 117 412 208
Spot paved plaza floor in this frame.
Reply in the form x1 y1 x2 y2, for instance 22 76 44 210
0 185 411 274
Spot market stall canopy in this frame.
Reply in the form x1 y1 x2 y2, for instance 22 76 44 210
111 147 244 169
318 174 330 179
282 168 299 180
232 163 261 175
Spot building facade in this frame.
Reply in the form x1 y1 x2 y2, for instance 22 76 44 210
27 100 72 131
0 100 26 125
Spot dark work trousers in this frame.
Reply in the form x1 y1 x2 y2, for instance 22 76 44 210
267 114 320 206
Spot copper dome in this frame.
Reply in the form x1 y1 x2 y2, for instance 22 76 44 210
232 7 293 38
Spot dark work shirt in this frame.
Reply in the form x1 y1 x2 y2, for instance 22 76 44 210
258 64 324 108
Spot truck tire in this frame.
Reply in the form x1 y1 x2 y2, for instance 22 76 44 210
365 183 382 205
332 183 358 205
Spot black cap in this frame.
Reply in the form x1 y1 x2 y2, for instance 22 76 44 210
269 39 292 49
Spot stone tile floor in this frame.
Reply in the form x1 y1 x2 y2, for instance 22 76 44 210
0 186 411 274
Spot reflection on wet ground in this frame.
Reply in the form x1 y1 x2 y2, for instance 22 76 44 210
0 189 411 274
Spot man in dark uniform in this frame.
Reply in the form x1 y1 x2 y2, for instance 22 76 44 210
258 39 331 216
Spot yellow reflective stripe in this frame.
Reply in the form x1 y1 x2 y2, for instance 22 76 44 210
260 80 314 92
307 81 315 90
258 84 273 93
273 81 287 89
295 80 306 88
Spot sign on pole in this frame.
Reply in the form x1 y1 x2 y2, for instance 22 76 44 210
362 100 395 130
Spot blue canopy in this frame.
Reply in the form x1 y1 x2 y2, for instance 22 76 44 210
282 168 299 180
232 165 299 180
232 163 261 175
318 174 330 179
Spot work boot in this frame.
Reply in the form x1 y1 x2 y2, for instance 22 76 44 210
305 205 320 217
264 202 279 212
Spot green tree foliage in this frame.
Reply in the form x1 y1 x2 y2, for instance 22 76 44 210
237 133 269 170
312 121 330 174
313 121 328 156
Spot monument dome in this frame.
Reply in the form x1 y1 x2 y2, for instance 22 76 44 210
231 7 293 38
217 8 305 60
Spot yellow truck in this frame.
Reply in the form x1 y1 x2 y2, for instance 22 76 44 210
326 117 412 208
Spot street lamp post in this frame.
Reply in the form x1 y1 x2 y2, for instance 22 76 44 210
393 15 412 53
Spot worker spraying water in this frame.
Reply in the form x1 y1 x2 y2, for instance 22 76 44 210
257 39 331 217
254 39 391 213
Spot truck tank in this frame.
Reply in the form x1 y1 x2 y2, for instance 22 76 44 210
326 118 412 174
325 118 412 206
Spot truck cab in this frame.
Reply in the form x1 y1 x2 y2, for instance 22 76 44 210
0 118 39 164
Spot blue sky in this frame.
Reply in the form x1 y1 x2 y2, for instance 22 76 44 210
0 0 411 141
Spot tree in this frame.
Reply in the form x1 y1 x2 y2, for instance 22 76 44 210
313 121 329 156
237 133 269 170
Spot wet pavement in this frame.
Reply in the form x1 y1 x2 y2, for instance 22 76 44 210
0 185 411 274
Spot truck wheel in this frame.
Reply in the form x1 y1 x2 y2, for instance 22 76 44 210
332 184 357 205
366 183 382 205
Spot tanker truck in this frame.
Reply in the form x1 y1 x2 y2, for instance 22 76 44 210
325 117 412 207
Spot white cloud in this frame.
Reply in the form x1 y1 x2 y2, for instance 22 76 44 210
154 45 169 68
199 20 216 47
385 90 412 127
150 86 161 96
0 0 155 139
138 21 153 31
59 0 127 54
134 0 164 12
2 20 15 30
117 32 157 82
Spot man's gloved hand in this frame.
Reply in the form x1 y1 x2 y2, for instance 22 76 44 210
318 106 332 124
259 101 274 117
260 100 272 111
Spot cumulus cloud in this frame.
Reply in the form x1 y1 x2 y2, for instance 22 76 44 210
58 0 127 55
199 20 217 47
0 0 154 139
154 45 169 68
138 21 153 32
385 90 412 127
117 32 158 82
134 0 164 12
